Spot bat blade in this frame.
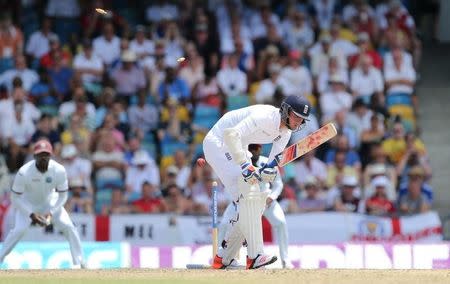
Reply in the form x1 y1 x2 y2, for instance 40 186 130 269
277 123 337 167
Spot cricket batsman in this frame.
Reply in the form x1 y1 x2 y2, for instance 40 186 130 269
0 139 85 268
203 95 310 269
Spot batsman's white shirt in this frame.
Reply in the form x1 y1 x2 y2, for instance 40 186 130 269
12 159 68 214
203 105 291 200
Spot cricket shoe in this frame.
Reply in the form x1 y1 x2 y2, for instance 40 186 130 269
246 254 277 269
212 255 240 269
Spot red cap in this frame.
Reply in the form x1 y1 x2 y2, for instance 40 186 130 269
33 140 53 155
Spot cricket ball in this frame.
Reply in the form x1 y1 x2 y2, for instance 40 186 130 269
196 158 206 168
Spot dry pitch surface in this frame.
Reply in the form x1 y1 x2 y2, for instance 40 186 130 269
0 269 450 284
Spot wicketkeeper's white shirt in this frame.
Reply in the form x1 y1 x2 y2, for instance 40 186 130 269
12 159 68 212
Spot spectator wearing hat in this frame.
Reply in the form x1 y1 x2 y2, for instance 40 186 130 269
111 50 146 106
319 73 352 123
130 25 154 60
397 166 431 215
0 55 38 92
125 150 160 200
350 54 384 104
278 49 312 98
131 181 167 214
65 178 93 214
365 176 395 216
331 175 362 213
292 176 327 213
73 39 104 85
363 143 397 187
93 22 121 67
162 165 180 189
60 144 93 194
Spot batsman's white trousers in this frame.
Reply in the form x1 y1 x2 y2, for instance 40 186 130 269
220 200 290 262
203 133 242 201
0 207 84 266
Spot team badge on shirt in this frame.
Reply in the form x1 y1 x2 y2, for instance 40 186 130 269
46 177 52 183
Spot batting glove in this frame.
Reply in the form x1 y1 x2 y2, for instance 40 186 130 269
240 162 261 184
259 166 277 183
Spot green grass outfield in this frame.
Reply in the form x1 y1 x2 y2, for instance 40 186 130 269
0 269 450 284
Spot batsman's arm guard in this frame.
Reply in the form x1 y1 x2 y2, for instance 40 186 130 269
223 128 248 165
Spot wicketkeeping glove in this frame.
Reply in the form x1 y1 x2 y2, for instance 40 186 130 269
30 213 50 227
240 161 261 184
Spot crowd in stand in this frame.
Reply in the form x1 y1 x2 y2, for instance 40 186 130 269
0 0 437 223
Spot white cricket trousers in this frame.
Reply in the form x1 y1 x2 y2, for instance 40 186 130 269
0 207 84 266
220 200 290 262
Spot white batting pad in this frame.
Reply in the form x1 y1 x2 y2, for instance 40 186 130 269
238 178 266 259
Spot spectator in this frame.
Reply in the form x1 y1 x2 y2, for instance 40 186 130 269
316 55 349 94
30 67 60 109
25 17 56 61
2 101 34 173
384 48 416 97
292 176 327 213
73 39 104 85
58 87 96 126
0 55 38 92
331 175 361 213
163 184 193 215
255 63 283 104
382 122 426 165
125 150 160 199
282 11 314 53
397 166 431 215
94 113 126 152
365 176 395 216
346 98 374 148
293 150 327 189
40 34 71 69
93 22 120 67
363 143 398 190
179 43 205 90
101 188 131 215
111 50 146 105
92 134 126 184
158 66 190 103
1 85 41 124
326 150 359 189
164 22 185 64
131 182 167 213
45 0 81 44
217 53 247 97
169 150 192 190
65 178 93 214
309 34 346 79
325 134 362 169
192 68 221 107
130 25 154 60
360 113 385 164
0 12 24 62
278 50 312 97
319 73 352 123
334 111 358 149
60 144 93 194
146 0 179 23
348 32 383 70
31 114 61 153
60 113 91 157
191 176 228 216
157 98 191 144
47 50 74 99
350 54 384 104
128 92 159 137
310 0 339 31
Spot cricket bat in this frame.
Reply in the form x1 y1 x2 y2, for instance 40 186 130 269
272 122 337 167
